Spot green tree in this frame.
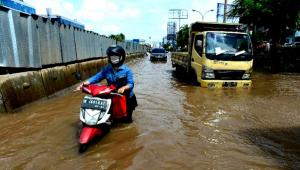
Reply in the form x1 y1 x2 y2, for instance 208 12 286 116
297 13 300 28
109 33 125 42
163 43 173 51
176 24 189 51
229 0 300 44
229 0 300 71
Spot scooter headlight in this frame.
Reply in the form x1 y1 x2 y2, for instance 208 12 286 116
80 109 105 125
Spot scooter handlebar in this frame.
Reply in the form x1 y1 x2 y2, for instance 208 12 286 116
110 92 124 96
81 84 123 96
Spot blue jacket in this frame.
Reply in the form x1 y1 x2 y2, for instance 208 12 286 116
88 64 135 97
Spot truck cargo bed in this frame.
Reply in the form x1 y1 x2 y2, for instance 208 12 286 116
171 52 190 71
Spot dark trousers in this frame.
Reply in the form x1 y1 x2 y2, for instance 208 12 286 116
124 94 137 123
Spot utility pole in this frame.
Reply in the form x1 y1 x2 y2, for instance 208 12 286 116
223 0 227 23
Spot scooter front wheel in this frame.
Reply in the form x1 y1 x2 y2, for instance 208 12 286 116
79 144 88 153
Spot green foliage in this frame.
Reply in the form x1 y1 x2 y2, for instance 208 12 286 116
297 13 300 29
230 0 300 43
176 24 189 51
163 43 174 51
163 43 171 50
109 33 125 42
230 0 300 71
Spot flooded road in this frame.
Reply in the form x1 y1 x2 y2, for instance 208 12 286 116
1 55 300 169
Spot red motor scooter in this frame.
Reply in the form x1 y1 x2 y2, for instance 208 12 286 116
79 84 127 152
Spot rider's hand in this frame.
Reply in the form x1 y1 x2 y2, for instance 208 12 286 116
117 87 126 94
117 85 129 94
75 81 90 91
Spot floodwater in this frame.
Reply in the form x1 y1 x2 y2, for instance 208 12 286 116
1 54 300 170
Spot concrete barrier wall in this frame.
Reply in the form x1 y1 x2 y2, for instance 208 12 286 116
0 6 148 112
0 53 145 113
60 25 77 63
0 7 14 67
0 6 148 69
39 18 62 65
74 29 86 60
13 12 30 67
40 66 68 96
0 71 46 112
30 16 43 67
63 63 79 87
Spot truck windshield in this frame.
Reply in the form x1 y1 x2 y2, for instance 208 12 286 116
205 32 253 61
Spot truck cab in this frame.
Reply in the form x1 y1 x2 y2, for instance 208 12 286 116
188 22 253 88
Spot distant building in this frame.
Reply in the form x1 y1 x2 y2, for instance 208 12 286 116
43 15 84 29
139 39 146 44
0 0 36 14
44 8 85 29
162 36 168 45
132 39 140 44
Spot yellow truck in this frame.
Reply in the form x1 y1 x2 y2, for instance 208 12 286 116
171 22 253 88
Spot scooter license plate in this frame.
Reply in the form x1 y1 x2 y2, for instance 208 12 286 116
81 98 107 110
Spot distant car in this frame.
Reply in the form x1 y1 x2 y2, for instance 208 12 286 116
150 48 167 61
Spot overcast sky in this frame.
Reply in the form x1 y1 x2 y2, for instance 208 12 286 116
24 0 233 43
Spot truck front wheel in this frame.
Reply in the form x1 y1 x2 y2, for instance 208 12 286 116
188 69 200 85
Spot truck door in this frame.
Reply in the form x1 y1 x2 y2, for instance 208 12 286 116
191 34 204 82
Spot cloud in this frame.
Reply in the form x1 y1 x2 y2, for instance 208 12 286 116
102 25 121 34
62 2 74 13
23 0 236 42
24 0 76 19
84 24 94 31
25 0 140 23
120 7 141 18
190 0 217 22
189 0 235 23
77 0 118 22
76 0 140 23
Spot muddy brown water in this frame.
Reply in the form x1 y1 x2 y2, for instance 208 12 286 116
1 55 300 170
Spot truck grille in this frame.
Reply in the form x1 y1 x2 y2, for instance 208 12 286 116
214 70 245 80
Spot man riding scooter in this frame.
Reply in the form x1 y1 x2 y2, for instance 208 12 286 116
76 45 137 123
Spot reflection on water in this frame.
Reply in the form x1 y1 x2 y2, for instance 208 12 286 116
0 56 300 169
239 127 300 170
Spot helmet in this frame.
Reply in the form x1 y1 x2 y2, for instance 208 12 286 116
106 45 126 67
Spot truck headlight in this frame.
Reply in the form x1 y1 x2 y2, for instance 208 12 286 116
242 73 251 79
202 66 215 79
203 72 215 79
